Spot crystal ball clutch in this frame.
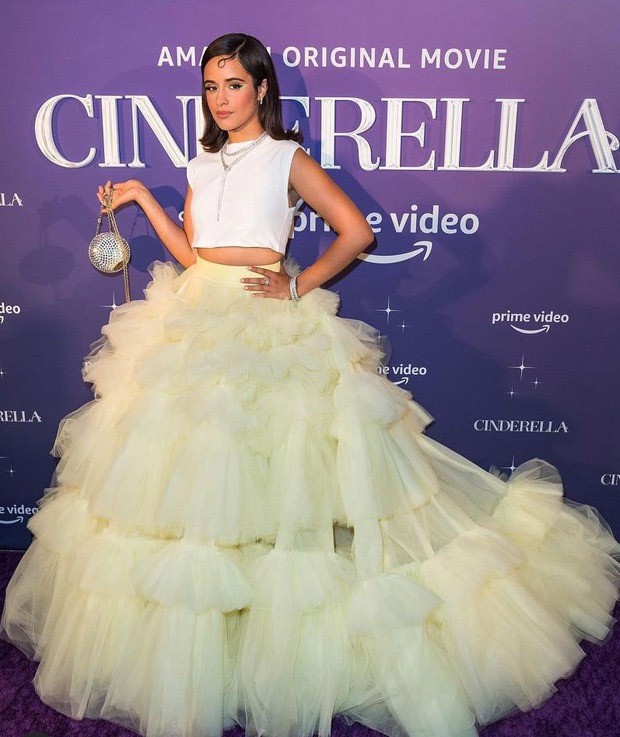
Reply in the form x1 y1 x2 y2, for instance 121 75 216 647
89 189 132 301
88 230 130 273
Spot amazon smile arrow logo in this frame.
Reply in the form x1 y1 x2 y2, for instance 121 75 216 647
358 241 433 264
511 324 551 334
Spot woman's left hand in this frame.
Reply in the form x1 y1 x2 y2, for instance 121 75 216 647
241 266 292 300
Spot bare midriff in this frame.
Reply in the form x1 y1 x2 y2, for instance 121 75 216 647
196 246 283 266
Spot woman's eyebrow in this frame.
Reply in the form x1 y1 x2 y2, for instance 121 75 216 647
203 77 246 85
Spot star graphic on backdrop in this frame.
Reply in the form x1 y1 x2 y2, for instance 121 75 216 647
103 294 119 310
399 319 409 332
531 377 542 389
7 466 15 478
509 354 536 381
501 455 518 473
0 366 5 378
374 296 402 325
507 387 517 398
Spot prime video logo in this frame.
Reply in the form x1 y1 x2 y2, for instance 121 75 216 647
491 310 570 334
0 302 22 326
378 363 428 386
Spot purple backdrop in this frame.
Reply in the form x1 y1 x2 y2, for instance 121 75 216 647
1 1 620 549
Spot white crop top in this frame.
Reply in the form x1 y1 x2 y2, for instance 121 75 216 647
186 135 304 255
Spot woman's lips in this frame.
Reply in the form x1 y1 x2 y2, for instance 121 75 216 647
216 112 232 118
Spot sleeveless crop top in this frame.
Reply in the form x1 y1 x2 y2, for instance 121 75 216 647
186 135 304 255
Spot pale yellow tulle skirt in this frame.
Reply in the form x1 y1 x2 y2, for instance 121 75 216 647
2 253 620 737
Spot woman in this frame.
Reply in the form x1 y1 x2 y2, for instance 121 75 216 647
2 32 620 737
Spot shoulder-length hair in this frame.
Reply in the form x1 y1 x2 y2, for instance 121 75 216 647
198 33 303 152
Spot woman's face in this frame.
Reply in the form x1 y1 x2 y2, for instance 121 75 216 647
203 55 266 137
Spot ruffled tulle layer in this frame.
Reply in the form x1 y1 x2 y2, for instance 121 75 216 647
2 255 620 737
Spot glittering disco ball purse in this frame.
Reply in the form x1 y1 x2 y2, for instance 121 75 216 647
88 190 131 302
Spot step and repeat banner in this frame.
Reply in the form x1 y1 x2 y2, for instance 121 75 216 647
1 1 619 548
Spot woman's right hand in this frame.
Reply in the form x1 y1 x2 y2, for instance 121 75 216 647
97 179 149 212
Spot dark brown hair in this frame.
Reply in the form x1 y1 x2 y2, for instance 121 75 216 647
198 33 303 152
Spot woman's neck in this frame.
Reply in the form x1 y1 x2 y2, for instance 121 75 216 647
226 128 266 144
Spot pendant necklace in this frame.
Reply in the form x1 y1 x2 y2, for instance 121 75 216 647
217 131 269 221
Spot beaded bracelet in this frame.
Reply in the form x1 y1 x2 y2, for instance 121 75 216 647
289 275 301 302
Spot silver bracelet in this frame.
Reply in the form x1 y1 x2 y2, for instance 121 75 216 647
289 275 301 301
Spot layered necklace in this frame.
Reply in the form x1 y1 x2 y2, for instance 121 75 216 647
217 131 269 221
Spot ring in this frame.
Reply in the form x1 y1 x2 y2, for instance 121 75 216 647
262 276 270 286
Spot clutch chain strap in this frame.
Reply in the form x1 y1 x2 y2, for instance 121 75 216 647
98 190 131 303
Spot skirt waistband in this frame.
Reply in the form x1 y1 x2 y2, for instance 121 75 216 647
192 253 282 287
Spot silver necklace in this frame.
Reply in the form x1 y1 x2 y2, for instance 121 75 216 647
217 132 269 221
221 136 263 157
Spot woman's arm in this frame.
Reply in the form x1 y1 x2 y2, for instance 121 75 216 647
288 149 375 298
97 179 197 269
